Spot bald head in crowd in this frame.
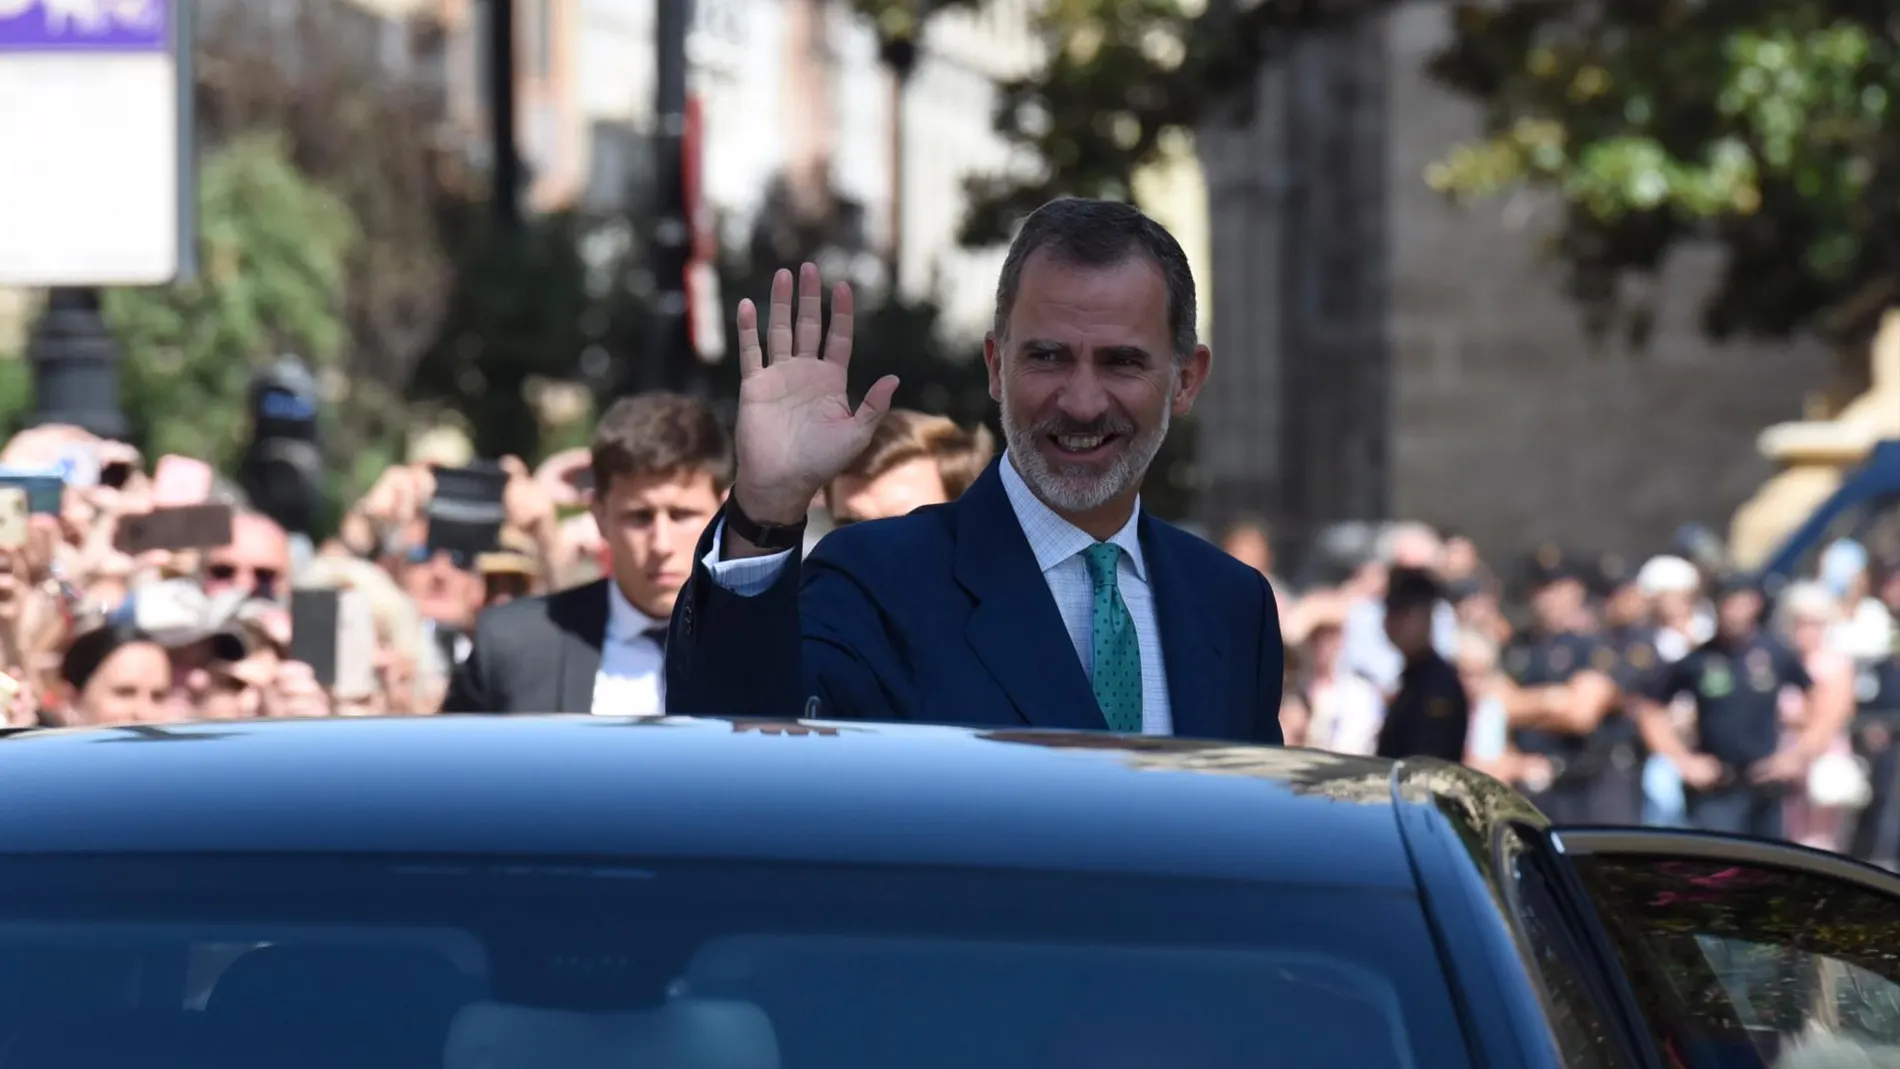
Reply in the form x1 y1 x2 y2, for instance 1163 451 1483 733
1381 522 1443 571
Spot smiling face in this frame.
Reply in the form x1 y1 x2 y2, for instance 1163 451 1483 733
985 249 1209 536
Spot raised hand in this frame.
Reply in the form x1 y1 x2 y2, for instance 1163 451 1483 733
731 262 898 526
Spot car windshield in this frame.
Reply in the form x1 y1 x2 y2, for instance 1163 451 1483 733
0 853 1468 1069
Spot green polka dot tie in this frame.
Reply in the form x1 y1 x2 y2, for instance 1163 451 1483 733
1082 543 1143 733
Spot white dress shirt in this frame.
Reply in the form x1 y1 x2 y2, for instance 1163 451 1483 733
590 582 667 716
703 451 1174 734
1341 595 1459 696
1304 670 1385 755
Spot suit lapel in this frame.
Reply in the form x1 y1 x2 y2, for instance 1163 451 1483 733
955 463 1106 732
551 580 609 713
1141 517 1228 740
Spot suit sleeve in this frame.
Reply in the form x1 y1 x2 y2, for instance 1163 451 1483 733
666 508 910 719
1253 574 1287 745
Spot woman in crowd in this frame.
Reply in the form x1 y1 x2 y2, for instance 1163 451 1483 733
1290 598 1385 755
1777 581 1863 852
298 554 447 715
54 623 172 727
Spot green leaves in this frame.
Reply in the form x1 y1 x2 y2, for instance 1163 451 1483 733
1430 2 1900 342
850 0 1400 246
104 133 358 466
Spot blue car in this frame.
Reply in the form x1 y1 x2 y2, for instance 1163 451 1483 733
0 716 1895 1069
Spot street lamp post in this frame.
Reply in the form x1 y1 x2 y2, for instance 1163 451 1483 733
488 0 521 227
25 286 128 441
641 0 695 395
877 4 922 287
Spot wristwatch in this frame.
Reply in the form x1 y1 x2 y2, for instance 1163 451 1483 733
724 497 807 553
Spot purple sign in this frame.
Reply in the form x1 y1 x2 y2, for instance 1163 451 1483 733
0 0 170 53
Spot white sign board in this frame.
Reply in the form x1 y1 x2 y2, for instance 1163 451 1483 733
0 0 192 286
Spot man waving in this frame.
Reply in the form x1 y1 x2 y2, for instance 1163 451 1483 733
665 198 1283 742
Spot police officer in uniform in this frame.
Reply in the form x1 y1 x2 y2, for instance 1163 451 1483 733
1638 575 1813 839
1582 559 1662 824
1496 555 1623 823
1376 568 1469 761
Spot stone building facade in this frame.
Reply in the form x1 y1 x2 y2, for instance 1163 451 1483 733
1198 3 1833 570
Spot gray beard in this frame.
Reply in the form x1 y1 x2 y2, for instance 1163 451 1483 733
1000 386 1172 515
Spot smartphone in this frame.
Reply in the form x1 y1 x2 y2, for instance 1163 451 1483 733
427 463 509 563
431 463 509 508
290 588 377 696
0 489 26 550
0 472 64 515
115 503 235 555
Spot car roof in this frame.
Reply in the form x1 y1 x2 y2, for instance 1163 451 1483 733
0 717 1458 889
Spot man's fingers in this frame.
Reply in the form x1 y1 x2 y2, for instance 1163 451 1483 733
736 299 763 377
854 375 901 429
794 261 823 359
823 282 854 367
767 269 794 365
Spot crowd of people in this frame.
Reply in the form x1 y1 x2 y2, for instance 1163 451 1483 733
1234 516 1900 860
7 194 1899 869
10 388 1899 864
14 378 1897 864
0 390 996 729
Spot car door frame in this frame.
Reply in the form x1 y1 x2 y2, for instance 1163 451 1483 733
1496 820 1672 1069
1552 826 1900 902
1554 825 1900 1063
1393 765 1666 1069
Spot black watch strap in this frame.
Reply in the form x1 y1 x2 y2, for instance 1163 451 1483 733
725 497 807 552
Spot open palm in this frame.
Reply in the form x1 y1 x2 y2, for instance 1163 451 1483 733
732 263 899 524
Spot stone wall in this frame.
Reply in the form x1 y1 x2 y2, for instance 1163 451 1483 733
1384 4 1832 563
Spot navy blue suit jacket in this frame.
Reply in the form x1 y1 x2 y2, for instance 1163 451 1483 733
664 460 1285 743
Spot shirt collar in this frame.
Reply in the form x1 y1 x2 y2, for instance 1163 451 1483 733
606 581 661 644
997 450 1147 583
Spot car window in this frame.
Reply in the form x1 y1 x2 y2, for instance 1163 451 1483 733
1500 826 1641 1069
1571 851 1900 1069
0 853 1473 1069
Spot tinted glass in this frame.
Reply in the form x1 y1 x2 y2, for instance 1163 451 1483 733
1574 855 1900 1068
0 854 1471 1069
1502 829 1638 1069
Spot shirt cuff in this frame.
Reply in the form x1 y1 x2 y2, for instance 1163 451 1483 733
700 517 794 597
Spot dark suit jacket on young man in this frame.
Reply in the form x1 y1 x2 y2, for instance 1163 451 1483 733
441 580 611 714
664 459 1285 743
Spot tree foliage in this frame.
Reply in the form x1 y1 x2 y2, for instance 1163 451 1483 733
1430 1 1900 346
194 0 459 482
854 0 1403 245
406 206 591 461
104 133 357 467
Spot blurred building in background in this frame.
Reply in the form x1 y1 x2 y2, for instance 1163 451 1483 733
427 0 1040 339
0 0 1833 571
1198 2 1831 569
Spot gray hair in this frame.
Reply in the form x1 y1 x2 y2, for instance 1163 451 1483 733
991 197 1199 359
1776 579 1840 631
